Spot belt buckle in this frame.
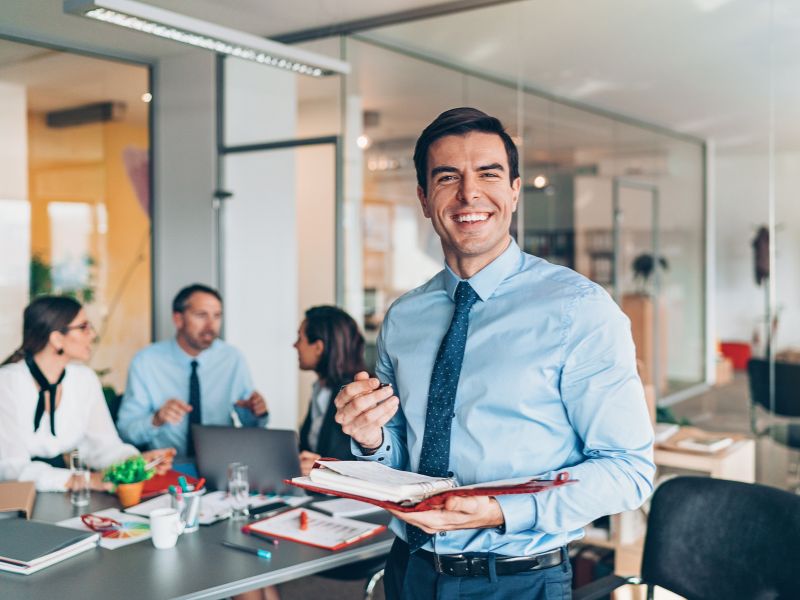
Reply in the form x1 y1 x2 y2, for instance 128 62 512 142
465 556 485 577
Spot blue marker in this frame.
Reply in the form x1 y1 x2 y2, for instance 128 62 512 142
221 541 272 559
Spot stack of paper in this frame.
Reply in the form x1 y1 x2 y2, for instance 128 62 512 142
0 518 98 575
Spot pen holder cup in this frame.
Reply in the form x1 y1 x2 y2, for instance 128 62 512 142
173 490 202 533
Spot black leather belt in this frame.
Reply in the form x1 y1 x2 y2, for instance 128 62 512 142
414 547 564 577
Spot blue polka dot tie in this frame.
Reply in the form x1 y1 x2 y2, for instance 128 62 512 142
407 281 480 551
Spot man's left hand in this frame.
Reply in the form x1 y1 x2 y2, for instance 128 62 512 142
236 391 269 417
388 496 504 534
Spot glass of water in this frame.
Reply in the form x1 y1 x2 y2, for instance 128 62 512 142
227 462 249 520
69 450 90 507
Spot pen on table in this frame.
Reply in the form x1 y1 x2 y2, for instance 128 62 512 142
299 510 309 531
221 541 272 559
243 529 280 546
144 455 166 471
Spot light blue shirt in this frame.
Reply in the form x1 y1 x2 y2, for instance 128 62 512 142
117 338 266 456
354 239 655 556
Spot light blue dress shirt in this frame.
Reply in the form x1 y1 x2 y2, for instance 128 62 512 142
117 338 266 456
353 239 655 556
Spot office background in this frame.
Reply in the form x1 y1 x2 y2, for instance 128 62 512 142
0 0 797 491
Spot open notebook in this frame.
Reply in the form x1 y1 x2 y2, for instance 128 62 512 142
288 460 575 512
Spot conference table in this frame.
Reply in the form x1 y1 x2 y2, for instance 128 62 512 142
0 491 395 599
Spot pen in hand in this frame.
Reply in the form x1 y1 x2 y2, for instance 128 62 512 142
221 541 272 559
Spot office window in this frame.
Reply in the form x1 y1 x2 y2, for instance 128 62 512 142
0 39 151 394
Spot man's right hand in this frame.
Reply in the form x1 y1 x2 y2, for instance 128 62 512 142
152 399 192 427
334 372 399 451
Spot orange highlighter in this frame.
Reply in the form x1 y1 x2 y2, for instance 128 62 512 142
299 510 309 531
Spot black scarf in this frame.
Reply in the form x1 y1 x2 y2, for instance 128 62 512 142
24 352 65 436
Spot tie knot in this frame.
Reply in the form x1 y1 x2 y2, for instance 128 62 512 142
454 281 479 313
191 360 198 371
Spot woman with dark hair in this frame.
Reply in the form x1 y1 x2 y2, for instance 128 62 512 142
0 296 174 491
294 305 367 476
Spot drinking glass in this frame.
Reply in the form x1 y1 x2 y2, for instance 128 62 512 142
227 462 250 520
69 450 90 507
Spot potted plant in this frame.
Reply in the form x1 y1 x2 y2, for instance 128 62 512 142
104 455 154 507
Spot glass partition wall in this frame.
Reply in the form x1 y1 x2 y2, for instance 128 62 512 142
330 35 707 403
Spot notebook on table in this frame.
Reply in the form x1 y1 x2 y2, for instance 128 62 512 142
288 460 576 512
0 481 36 519
0 518 98 575
243 508 385 551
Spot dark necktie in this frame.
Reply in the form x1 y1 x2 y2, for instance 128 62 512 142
407 281 480 551
24 352 65 436
187 360 201 455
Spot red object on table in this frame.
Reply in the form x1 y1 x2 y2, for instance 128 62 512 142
141 470 199 499
720 342 752 371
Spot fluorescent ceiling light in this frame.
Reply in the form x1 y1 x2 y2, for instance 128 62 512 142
64 0 350 77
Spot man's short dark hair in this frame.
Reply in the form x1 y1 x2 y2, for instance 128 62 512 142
172 284 223 314
413 107 520 196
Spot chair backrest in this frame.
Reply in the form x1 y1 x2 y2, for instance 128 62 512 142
747 358 800 417
641 476 800 599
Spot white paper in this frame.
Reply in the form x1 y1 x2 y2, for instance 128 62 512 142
249 508 381 549
57 509 151 550
311 498 383 517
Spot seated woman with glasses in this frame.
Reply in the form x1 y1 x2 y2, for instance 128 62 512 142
294 305 368 476
0 296 175 492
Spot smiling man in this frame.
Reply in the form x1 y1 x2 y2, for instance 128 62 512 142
117 284 269 457
335 108 655 599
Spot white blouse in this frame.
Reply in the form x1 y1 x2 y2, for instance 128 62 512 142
0 361 138 491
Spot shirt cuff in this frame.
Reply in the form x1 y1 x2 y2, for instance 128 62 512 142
349 429 391 462
495 493 538 534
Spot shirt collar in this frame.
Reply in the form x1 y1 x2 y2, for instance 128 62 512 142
169 337 217 366
443 237 522 302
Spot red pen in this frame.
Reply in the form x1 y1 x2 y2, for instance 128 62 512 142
196 478 206 491
299 510 309 531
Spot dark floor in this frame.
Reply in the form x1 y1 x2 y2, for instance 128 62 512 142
278 372 797 599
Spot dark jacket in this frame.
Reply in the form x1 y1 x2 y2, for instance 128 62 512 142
298 386 353 460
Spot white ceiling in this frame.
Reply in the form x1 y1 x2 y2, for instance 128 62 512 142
363 0 800 153
0 0 798 152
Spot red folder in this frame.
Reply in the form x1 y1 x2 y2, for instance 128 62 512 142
141 470 200 499
286 470 576 513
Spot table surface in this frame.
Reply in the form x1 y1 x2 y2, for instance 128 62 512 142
0 492 394 600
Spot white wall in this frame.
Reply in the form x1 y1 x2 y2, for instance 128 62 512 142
153 50 217 339
223 58 299 431
715 152 800 351
0 82 29 354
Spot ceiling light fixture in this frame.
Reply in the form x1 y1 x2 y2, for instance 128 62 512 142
64 0 350 77
356 134 371 150
532 175 548 189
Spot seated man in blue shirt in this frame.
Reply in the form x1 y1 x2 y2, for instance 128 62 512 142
117 284 268 457
335 108 655 599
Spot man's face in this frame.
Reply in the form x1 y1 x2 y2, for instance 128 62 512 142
417 131 520 271
173 292 222 353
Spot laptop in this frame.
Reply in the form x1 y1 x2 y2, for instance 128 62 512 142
192 425 304 495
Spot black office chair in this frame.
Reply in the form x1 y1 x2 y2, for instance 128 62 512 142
748 358 800 487
574 476 800 600
748 357 800 437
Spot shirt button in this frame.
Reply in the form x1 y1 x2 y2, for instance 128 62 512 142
447 471 454 477
438 531 447 537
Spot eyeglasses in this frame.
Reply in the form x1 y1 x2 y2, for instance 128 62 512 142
81 513 121 532
61 321 95 333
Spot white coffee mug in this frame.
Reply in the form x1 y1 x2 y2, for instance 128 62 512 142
150 507 185 549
